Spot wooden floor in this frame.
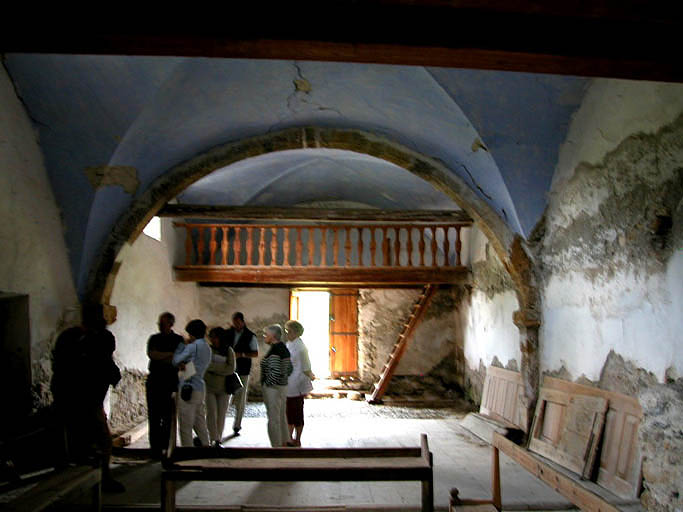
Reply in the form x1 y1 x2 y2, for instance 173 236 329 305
101 402 573 511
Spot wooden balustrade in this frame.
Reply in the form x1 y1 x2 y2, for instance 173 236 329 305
175 223 468 270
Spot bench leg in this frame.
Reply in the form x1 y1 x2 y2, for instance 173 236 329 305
91 480 102 512
492 446 501 511
161 475 176 512
422 476 434 512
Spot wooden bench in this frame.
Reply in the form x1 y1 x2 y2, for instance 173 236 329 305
162 436 433 512
451 377 643 512
1 464 101 512
162 394 433 511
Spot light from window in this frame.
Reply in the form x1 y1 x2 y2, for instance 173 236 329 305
143 216 162 241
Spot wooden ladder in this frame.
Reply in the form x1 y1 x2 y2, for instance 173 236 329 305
367 284 438 404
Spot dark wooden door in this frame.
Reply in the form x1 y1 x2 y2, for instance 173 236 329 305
329 289 358 376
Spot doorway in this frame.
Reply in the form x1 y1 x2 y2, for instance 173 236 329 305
290 290 331 379
290 288 360 379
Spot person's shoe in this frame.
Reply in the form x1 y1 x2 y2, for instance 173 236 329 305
232 428 241 437
103 478 126 493
193 437 202 447
212 440 222 448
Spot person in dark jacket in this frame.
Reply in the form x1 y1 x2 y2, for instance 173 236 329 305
145 312 183 458
223 312 258 435
51 302 124 493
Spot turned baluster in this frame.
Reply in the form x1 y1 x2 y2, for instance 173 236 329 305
233 227 242 265
295 227 303 266
197 227 205 265
185 226 193 265
308 228 315 266
208 227 217 264
455 226 462 266
320 227 328 267
258 227 266 266
406 227 414 267
283 227 290 266
431 227 438 266
370 228 377 267
382 227 390 266
442 226 450 266
394 227 401 266
246 227 253 265
332 228 339 267
271 227 278 266
345 227 352 267
419 227 426 266
358 227 365 267
221 227 228 265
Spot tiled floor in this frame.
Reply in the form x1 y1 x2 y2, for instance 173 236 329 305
105 400 572 511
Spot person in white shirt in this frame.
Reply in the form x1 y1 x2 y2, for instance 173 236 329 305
284 320 315 447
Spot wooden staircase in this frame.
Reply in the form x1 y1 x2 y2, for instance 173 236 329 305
367 284 438 404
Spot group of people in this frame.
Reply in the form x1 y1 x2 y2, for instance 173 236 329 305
146 311 315 453
51 304 315 496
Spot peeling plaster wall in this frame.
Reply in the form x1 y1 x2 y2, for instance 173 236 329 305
198 287 290 397
0 66 80 409
109 224 201 372
460 225 521 402
107 218 201 429
538 80 683 512
540 80 683 382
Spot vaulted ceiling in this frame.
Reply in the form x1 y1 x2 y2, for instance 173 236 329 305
4 54 588 291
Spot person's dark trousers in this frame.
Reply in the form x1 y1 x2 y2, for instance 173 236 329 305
146 377 175 457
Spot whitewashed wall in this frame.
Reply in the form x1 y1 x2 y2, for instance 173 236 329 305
0 67 80 404
540 79 683 382
461 225 521 373
109 218 200 371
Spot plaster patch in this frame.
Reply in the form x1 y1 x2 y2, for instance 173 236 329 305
109 367 146 434
542 115 683 280
471 243 515 299
85 165 139 195
639 379 683 511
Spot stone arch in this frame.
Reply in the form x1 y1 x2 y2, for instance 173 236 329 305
87 126 540 416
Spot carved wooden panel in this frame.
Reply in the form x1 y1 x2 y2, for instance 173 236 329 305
479 366 528 432
529 388 608 477
543 376 643 498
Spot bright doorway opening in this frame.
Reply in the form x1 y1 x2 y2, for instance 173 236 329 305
290 290 330 379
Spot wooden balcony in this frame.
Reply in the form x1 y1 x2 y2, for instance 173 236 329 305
173 222 471 286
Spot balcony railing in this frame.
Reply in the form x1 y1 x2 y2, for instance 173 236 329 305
173 222 471 285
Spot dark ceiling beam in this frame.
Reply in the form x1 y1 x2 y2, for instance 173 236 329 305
2 1 681 82
159 205 473 224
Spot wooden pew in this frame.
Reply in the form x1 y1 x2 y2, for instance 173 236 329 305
162 436 433 512
162 396 433 511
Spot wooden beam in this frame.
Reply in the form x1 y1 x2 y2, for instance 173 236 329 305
174 266 471 286
2 2 681 82
161 205 472 224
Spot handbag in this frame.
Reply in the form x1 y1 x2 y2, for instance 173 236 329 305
225 373 243 394
181 383 193 401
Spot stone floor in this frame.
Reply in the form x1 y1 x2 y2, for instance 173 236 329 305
102 399 573 511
